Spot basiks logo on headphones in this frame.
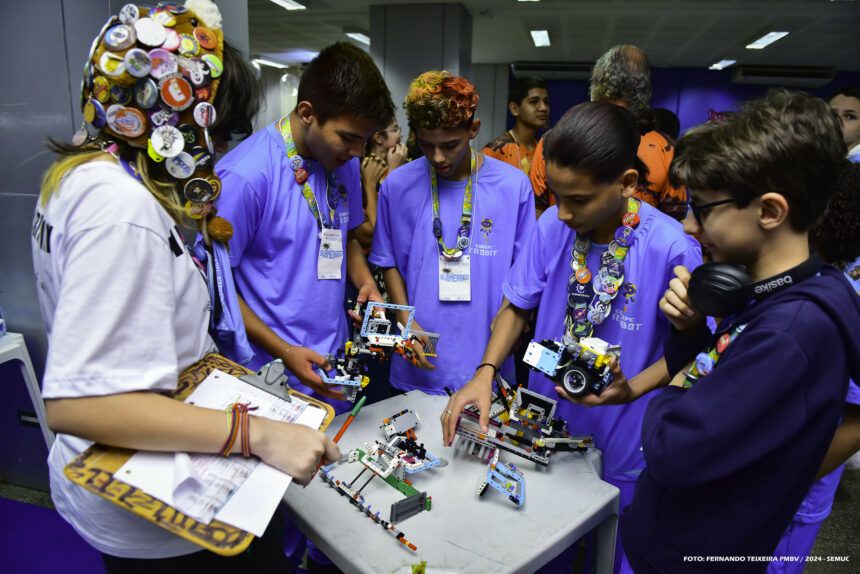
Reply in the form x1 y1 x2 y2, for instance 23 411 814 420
754 275 793 295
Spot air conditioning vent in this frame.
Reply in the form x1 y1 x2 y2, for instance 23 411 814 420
511 61 592 80
731 66 834 88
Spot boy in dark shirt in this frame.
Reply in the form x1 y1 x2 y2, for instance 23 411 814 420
622 89 860 573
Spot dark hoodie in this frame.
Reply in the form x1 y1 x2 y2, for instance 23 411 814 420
622 264 860 573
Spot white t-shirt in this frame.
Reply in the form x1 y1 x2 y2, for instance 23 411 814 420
32 160 216 558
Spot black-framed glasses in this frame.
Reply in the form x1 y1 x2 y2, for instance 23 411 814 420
687 198 740 225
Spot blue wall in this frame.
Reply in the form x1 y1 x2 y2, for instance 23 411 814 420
528 68 860 134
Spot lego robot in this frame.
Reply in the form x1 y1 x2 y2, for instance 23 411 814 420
319 301 440 402
523 336 621 397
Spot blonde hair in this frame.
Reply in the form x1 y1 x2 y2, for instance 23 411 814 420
40 140 187 224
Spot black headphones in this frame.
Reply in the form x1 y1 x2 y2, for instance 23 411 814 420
687 255 821 317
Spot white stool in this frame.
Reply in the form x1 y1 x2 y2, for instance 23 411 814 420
0 332 54 449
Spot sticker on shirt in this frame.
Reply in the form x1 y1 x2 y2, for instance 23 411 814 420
318 228 343 280
439 255 470 301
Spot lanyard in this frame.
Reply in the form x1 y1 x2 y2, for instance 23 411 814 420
564 196 641 341
277 116 338 229
683 323 747 388
430 150 476 259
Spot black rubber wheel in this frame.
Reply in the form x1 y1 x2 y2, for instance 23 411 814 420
561 365 594 397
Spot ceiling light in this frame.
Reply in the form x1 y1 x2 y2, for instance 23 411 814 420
343 26 371 46
518 0 541 2
530 30 551 47
253 58 290 69
345 32 370 45
708 59 737 71
270 0 306 11
746 31 789 50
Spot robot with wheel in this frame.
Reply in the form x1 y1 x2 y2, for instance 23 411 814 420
522 336 621 397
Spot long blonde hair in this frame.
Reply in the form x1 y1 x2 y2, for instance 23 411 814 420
40 138 188 224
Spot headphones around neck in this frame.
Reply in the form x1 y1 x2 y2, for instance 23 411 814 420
687 255 821 317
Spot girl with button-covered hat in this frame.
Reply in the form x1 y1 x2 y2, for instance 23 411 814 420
33 1 339 569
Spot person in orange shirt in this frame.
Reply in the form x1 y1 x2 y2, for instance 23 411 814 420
532 45 687 221
482 76 550 175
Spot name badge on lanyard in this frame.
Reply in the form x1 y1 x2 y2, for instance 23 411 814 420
318 228 344 280
276 116 344 281
439 255 471 301
432 150 477 302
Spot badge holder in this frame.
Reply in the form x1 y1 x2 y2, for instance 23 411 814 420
438 254 471 302
318 228 344 280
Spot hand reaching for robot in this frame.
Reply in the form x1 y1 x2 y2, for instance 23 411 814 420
441 368 494 446
554 357 633 406
281 344 347 401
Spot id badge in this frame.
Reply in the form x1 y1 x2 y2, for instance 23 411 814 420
318 228 343 280
439 255 471 301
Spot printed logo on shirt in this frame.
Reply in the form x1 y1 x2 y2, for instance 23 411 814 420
31 211 53 254
338 211 349 227
471 243 498 257
480 218 494 243
611 282 642 331
621 282 637 312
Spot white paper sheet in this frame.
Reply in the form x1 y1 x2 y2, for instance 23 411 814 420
116 369 327 536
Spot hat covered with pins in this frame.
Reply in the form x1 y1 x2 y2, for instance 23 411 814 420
79 0 231 240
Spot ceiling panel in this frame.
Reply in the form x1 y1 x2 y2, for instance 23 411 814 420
249 0 860 71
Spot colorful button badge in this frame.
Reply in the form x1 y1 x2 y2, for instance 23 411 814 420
150 125 185 158
193 102 216 128
134 18 166 47
159 75 194 111
177 34 200 57
184 178 216 203
92 76 112 103
165 151 196 179
148 7 177 27
124 48 152 78
193 27 217 50
119 3 140 24
133 77 159 109
148 48 178 80
162 28 181 52
103 24 136 51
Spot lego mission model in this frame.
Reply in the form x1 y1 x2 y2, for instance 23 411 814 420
452 375 594 506
319 408 445 552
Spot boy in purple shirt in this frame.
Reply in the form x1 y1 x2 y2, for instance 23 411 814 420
369 71 536 395
443 101 702 573
623 89 860 573
216 43 394 406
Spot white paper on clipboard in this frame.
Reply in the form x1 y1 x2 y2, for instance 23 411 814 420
116 369 327 536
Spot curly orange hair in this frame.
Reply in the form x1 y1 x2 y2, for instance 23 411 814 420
404 70 479 129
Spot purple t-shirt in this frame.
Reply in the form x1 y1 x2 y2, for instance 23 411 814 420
215 121 364 391
503 202 702 482
370 155 536 394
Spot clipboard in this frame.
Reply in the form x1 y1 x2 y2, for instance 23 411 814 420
63 353 335 556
